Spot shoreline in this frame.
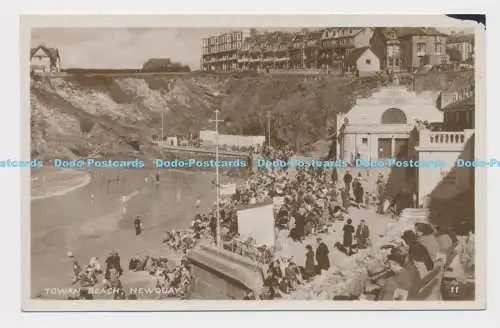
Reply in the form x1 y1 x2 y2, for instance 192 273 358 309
30 167 221 298
31 169 92 201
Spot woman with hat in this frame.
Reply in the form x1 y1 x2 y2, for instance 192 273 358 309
304 245 316 281
376 248 414 300
343 219 355 252
402 230 434 272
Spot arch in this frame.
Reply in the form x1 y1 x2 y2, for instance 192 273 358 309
381 108 407 124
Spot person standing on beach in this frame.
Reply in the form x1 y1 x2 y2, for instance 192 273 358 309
155 172 160 188
343 170 353 193
196 197 201 208
134 216 143 236
343 219 355 253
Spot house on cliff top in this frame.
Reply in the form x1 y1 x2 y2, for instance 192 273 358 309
30 44 60 74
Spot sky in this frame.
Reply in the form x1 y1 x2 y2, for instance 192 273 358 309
31 27 474 70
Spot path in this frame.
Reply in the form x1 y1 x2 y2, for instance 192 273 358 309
275 205 393 271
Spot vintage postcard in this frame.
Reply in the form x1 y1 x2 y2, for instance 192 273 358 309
21 14 486 311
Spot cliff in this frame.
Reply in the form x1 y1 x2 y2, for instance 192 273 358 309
30 70 473 160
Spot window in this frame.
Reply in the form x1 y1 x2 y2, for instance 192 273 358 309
362 137 368 144
465 111 471 123
455 112 460 123
381 108 407 124
417 42 426 56
434 43 441 55
365 59 371 65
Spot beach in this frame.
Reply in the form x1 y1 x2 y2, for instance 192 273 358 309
30 167 231 298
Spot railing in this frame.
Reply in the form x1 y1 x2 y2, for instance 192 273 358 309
222 239 274 265
418 130 470 148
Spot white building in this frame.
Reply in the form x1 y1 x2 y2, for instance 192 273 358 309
199 130 265 148
337 84 443 162
30 44 61 74
343 47 381 77
166 136 178 147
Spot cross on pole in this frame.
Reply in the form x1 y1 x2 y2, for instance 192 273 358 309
209 109 224 247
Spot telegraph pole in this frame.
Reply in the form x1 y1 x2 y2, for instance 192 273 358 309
267 110 271 149
209 109 224 247
161 111 164 145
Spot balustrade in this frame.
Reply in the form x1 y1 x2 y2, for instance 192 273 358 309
419 131 467 147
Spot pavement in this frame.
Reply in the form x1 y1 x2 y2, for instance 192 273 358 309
275 204 393 271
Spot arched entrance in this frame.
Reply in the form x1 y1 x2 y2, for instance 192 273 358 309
378 108 409 159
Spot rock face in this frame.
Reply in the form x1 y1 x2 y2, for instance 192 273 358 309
30 71 473 160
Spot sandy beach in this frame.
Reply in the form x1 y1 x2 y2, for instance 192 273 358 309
31 168 92 200
30 167 231 298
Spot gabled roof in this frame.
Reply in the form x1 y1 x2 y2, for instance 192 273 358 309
344 47 376 65
30 45 60 61
321 27 367 39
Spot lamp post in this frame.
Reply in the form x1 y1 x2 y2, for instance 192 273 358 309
209 109 224 247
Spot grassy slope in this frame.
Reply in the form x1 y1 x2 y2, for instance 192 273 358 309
30 71 473 160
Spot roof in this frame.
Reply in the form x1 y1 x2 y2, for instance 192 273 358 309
143 58 183 70
379 27 399 39
397 27 447 38
30 45 60 61
446 47 462 62
443 96 475 112
321 27 367 39
306 30 323 40
186 242 265 294
344 47 375 65
344 86 444 126
447 34 474 44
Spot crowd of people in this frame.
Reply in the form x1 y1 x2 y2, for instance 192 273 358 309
66 249 193 300
61 141 473 301
361 221 464 301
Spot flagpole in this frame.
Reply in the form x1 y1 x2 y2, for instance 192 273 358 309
209 109 224 247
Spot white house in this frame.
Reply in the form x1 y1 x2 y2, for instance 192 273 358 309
344 47 381 76
30 44 61 74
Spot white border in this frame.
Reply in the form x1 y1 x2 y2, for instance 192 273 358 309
1 0 498 327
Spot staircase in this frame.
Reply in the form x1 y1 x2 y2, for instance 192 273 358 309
399 208 430 225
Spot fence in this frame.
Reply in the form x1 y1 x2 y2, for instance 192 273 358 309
222 239 275 265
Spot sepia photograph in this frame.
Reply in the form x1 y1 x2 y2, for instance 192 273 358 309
21 14 485 311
